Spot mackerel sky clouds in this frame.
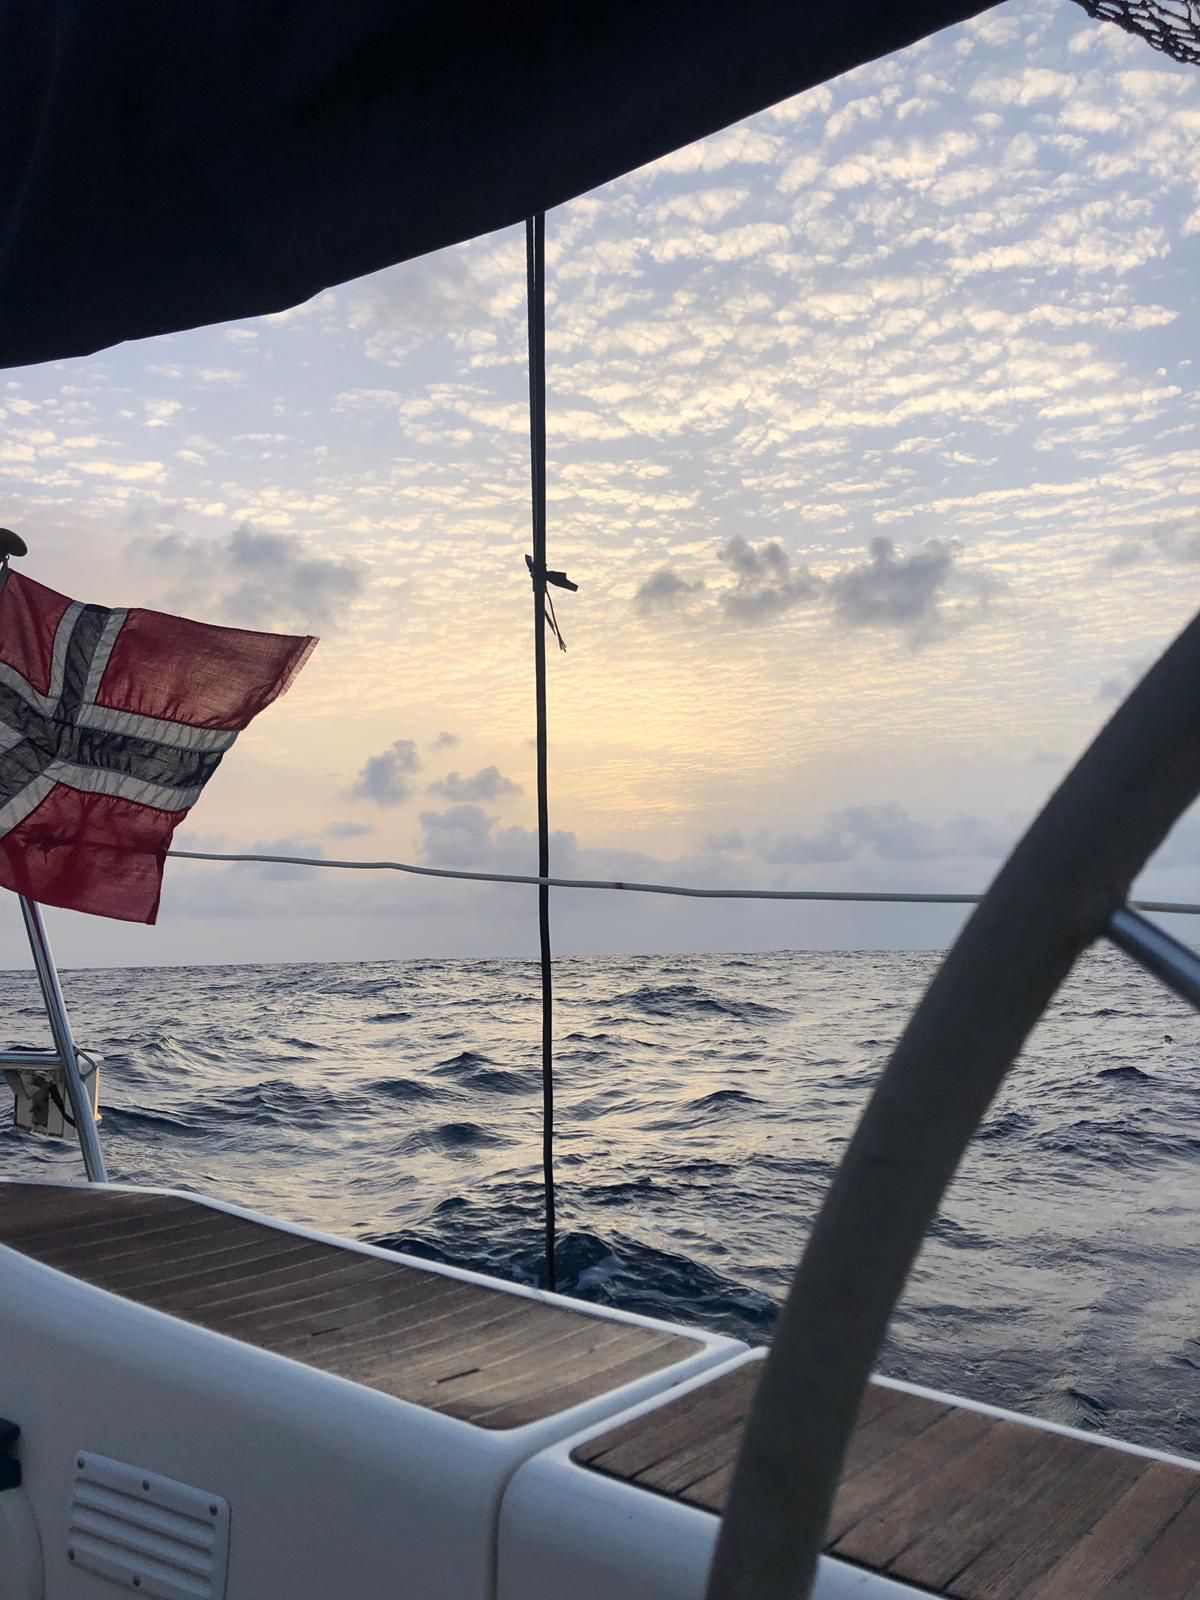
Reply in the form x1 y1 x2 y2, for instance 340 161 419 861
1 0 1198 965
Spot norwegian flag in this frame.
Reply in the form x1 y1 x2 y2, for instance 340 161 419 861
0 567 315 923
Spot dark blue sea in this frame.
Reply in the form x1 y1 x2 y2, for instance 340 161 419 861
1 947 1197 1457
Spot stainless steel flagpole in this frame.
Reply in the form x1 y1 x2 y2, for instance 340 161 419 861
17 895 106 1182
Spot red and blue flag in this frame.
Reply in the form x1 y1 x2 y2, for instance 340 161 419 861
0 567 314 923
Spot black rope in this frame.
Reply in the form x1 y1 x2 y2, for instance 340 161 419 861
47 1080 76 1129
524 553 577 652
526 214 556 1292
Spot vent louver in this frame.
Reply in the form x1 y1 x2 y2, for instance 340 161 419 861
68 1453 230 1600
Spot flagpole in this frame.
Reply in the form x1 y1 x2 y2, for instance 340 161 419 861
18 896 107 1182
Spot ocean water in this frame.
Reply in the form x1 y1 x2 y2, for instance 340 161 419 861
1 946 1197 1458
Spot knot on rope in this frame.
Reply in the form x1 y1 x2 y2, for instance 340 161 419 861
525 552 577 652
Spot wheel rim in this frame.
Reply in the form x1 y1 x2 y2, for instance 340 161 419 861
707 607 1200 1600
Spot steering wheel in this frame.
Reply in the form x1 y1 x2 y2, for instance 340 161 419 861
706 607 1200 1599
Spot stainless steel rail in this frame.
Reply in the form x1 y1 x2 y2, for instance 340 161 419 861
1108 905 1200 1011
18 895 107 1182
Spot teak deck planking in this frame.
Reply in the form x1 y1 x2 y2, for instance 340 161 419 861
573 1362 1200 1598
0 1182 700 1429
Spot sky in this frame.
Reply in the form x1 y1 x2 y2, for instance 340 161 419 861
2 0 1199 967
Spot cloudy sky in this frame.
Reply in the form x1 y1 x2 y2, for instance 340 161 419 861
2 0 1199 967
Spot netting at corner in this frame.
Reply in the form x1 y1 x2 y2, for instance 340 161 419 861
1071 0 1200 64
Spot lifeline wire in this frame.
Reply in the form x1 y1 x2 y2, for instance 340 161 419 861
165 852 1200 918
526 213 557 1294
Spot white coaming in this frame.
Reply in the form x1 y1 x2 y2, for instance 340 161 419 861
0 1178 740 1600
497 1348 1200 1600
498 1351 923 1600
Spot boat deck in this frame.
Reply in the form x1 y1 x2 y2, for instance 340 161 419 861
0 1182 700 1429
574 1362 1200 1599
8 1183 1199 1596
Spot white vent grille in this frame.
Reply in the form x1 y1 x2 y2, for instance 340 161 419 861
68 1453 230 1600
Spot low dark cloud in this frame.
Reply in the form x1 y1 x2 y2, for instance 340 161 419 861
427 765 522 803
1159 529 1200 563
1096 658 1147 704
146 523 363 632
759 803 1011 865
828 537 973 643
417 797 1010 885
325 820 376 839
1104 528 1200 570
718 535 822 623
342 247 493 360
759 823 855 865
419 803 496 867
705 829 746 853
432 731 460 749
644 534 996 646
223 835 327 882
1103 539 1146 569
634 566 705 615
348 739 422 806
840 804 1009 861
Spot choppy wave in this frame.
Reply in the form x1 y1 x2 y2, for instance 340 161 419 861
1 945 1197 1457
